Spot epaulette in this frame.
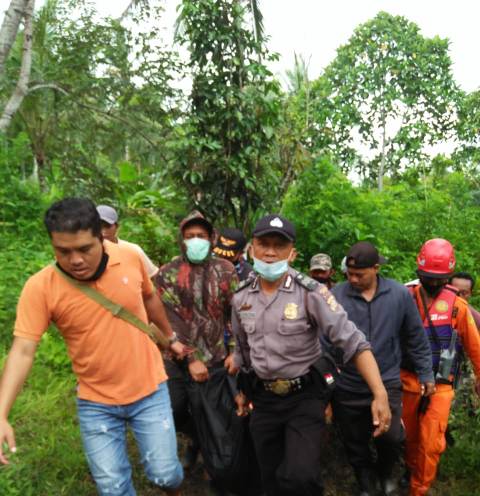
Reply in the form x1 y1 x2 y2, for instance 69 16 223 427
235 274 257 293
295 272 319 291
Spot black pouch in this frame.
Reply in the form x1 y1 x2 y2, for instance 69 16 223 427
237 368 257 400
418 395 431 414
188 368 263 495
310 353 339 393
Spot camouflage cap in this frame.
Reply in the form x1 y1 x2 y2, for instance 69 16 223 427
310 253 332 271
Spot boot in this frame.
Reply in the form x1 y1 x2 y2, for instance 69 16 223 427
379 476 399 495
375 452 399 495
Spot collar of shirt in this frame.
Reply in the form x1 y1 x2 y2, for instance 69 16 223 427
104 240 122 268
248 267 296 293
345 275 391 300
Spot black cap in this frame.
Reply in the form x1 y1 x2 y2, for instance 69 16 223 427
213 228 247 258
252 214 296 242
346 241 387 269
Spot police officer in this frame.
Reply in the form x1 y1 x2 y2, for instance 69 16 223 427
232 214 392 496
213 227 254 281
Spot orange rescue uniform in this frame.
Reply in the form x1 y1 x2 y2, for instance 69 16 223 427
401 286 480 496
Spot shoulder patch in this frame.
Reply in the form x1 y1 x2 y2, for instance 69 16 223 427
235 275 257 293
295 273 319 291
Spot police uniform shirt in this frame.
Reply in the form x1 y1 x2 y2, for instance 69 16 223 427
232 267 371 380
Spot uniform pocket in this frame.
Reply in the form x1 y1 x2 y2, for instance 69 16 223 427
244 322 256 334
278 320 306 335
435 419 448 455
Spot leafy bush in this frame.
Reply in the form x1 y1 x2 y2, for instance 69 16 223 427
283 157 480 291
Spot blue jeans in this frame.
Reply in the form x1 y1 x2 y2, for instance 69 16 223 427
76 382 183 496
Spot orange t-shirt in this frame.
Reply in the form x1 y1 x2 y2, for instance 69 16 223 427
14 241 167 405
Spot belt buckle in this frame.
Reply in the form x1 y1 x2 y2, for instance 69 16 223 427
270 379 291 396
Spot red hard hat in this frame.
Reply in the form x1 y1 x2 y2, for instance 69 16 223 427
417 238 456 278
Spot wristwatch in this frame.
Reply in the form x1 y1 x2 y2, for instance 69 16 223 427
168 331 179 345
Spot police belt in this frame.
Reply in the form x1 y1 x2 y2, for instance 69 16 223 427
261 372 313 396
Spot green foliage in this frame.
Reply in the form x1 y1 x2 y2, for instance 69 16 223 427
0 361 91 496
1 3 480 494
283 156 480 284
120 186 188 264
440 391 480 482
306 12 460 188
4 0 180 194
173 0 282 227
453 89 480 181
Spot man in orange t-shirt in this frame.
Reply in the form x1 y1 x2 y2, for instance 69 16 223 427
0 198 185 496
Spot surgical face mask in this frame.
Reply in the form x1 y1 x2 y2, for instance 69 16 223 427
252 253 290 282
185 237 211 263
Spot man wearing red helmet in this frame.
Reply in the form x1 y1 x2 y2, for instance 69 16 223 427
401 238 480 496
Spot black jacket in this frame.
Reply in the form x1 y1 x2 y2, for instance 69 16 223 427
331 276 434 393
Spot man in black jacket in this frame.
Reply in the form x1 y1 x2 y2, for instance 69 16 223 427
331 242 435 496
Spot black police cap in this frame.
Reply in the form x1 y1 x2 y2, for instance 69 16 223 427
252 214 296 242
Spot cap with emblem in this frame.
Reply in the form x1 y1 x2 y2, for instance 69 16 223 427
310 253 332 271
97 205 118 225
252 214 296 242
346 241 387 269
213 228 247 258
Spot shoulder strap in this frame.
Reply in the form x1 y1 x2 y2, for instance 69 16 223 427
418 288 441 346
53 264 168 348
295 272 319 327
235 274 257 293
295 272 319 291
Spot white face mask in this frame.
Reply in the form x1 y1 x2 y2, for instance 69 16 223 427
252 249 292 281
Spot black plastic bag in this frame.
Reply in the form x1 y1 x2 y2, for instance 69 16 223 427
187 366 263 495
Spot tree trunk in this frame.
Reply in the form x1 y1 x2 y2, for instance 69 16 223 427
0 0 29 77
0 0 35 133
378 108 386 192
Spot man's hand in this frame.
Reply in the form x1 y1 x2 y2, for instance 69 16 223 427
421 382 436 397
224 354 239 375
371 391 392 438
169 341 192 360
188 360 209 382
0 419 16 465
235 392 249 417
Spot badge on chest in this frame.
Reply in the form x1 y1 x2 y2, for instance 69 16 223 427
284 302 299 320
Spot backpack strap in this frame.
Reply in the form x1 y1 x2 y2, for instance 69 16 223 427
53 263 168 348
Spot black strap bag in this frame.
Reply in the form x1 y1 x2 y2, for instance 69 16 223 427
187 366 262 495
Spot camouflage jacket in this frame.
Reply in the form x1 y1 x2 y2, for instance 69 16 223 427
155 255 238 365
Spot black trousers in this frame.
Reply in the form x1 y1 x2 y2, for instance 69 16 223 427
249 384 328 496
332 385 405 478
164 358 197 441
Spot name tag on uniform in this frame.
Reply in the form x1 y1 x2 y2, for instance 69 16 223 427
240 311 256 322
